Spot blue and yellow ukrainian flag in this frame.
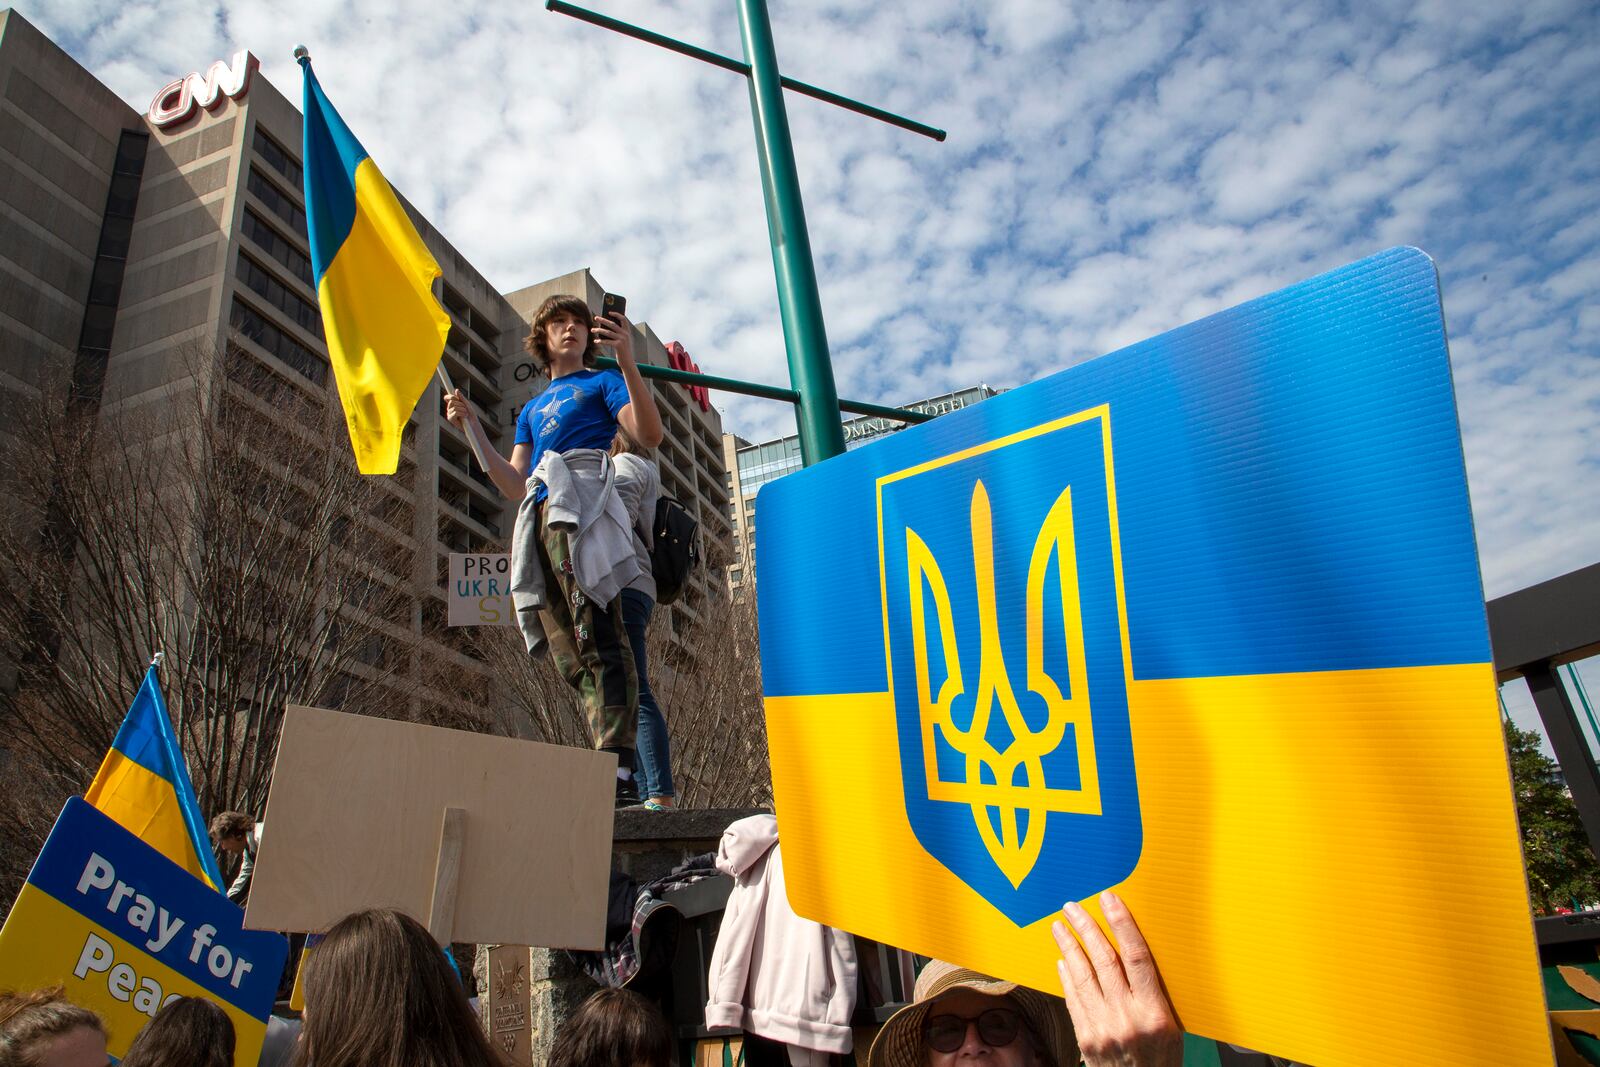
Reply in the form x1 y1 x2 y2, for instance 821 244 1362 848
756 248 1549 1066
298 53 449 475
84 664 224 890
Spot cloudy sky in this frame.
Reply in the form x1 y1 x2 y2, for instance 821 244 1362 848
29 1 1598 608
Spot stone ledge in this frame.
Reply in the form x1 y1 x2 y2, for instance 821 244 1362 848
612 805 768 842
611 806 768 885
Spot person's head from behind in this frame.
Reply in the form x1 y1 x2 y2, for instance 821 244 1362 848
549 987 671 1067
0 987 107 1067
526 294 599 374
291 908 501 1067
868 961 1076 1067
209 811 252 854
118 996 232 1067
609 429 650 458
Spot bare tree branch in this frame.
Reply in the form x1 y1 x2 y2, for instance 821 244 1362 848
0 346 417 904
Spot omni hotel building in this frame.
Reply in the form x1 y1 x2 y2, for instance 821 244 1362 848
0 11 733 720
722 384 998 595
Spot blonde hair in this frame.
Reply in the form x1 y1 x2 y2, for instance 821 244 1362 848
609 429 651 457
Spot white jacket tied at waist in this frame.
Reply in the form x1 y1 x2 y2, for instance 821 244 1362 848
704 814 858 1061
510 448 643 656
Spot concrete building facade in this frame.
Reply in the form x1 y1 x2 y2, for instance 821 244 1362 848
0 10 732 720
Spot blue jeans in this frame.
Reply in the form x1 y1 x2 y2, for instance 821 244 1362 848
621 589 674 800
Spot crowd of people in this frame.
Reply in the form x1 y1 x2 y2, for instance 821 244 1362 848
0 893 1181 1066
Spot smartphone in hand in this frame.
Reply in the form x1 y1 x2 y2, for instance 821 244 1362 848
602 292 627 320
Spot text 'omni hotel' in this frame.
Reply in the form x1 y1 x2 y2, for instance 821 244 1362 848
0 11 733 720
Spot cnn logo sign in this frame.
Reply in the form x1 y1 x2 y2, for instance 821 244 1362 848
666 341 710 412
147 51 258 129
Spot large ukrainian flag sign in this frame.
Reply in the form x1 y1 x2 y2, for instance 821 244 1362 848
299 54 449 475
758 248 1548 1065
84 665 224 891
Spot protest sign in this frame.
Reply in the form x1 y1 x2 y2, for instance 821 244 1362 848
448 552 515 626
244 705 613 948
756 247 1547 1065
0 797 286 1066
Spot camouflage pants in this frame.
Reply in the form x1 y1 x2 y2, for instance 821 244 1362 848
538 507 638 753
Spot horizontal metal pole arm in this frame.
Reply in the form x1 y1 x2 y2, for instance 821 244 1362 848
835 397 934 423
596 356 933 423
546 0 946 142
779 75 946 143
546 0 748 75
597 356 798 403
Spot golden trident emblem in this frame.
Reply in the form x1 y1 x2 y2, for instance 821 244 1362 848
905 479 1101 888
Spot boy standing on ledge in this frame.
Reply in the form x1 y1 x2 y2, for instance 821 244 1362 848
447 294 663 804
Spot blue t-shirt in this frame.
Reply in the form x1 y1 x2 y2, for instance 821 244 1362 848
514 368 631 499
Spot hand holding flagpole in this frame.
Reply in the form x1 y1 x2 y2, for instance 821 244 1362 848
437 364 494 472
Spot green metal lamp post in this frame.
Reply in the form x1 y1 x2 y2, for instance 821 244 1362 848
547 0 943 467
736 0 843 465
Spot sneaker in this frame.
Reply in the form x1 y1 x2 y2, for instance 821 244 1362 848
615 776 640 808
643 797 676 812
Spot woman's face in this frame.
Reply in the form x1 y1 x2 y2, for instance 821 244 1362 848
923 989 1042 1067
33 1025 110 1067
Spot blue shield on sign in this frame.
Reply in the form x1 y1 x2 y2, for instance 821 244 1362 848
878 406 1141 925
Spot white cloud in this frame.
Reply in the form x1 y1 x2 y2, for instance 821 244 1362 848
18 0 1599 599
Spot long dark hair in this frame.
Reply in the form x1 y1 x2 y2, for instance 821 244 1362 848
549 987 672 1067
119 996 234 1067
290 909 505 1067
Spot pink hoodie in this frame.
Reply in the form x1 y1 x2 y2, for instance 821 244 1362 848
703 814 858 1056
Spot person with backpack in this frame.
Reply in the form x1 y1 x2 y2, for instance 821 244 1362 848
610 430 676 810
446 294 662 805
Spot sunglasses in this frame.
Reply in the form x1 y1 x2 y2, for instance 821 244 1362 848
922 1006 1024 1053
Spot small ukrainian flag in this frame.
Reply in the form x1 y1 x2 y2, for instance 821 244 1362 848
84 661 224 890
298 49 450 475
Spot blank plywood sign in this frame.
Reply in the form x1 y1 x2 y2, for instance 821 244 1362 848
245 706 614 949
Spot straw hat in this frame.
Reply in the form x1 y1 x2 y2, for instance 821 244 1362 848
868 960 1077 1067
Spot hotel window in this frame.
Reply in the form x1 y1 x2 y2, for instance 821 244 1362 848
252 127 303 189
241 208 314 287
231 297 327 387
246 166 307 237
237 252 322 338
92 215 133 264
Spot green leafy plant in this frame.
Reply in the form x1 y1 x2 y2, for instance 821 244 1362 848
1505 718 1600 914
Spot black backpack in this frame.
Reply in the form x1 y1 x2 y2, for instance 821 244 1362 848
649 495 699 605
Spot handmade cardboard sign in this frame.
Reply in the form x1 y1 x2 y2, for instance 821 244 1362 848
0 798 286 1067
448 552 514 626
244 705 614 949
756 247 1547 1066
